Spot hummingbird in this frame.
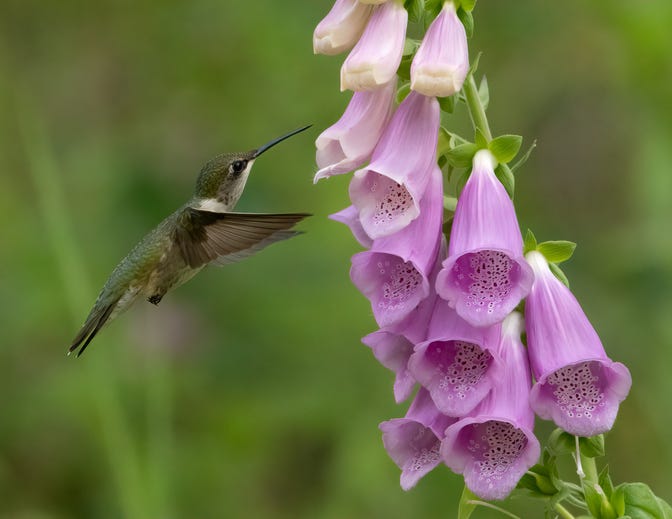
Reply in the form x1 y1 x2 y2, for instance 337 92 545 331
69 125 311 357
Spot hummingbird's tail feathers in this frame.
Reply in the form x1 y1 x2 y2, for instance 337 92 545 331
176 208 310 268
68 299 119 357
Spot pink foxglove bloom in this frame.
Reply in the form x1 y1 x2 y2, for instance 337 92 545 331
340 0 407 91
410 1 469 97
436 149 534 327
349 91 440 239
314 79 396 182
350 166 443 327
329 205 373 248
362 289 437 402
380 388 456 490
313 0 373 56
441 312 541 501
359 0 388 4
409 297 501 416
525 251 632 437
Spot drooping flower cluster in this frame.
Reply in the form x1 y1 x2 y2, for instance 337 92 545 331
312 0 631 502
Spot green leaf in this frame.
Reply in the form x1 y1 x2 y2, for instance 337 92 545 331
583 480 604 519
474 128 488 149
404 0 425 23
445 143 478 168
657 498 672 519
436 127 452 158
455 167 471 197
459 0 476 12
494 164 515 198
438 94 456 114
537 240 577 264
599 465 615 498
579 434 605 458
547 429 574 456
468 53 482 76
397 54 413 81
489 134 522 164
523 229 537 255
424 0 442 18
510 139 537 173
614 483 668 519
396 82 411 104
516 465 557 496
446 130 469 146
457 7 474 38
549 262 570 288
478 75 489 111
403 37 421 56
443 195 458 212
458 486 478 519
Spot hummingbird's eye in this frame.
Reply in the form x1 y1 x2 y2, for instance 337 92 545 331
231 160 247 174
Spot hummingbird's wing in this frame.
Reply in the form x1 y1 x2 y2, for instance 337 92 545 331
175 208 310 268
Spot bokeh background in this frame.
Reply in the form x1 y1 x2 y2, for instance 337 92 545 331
1 1 670 518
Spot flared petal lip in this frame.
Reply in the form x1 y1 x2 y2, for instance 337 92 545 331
441 416 541 500
436 247 534 327
529 358 632 437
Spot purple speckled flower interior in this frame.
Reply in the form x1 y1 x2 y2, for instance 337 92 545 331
450 250 524 318
410 339 494 416
534 360 624 438
455 420 530 501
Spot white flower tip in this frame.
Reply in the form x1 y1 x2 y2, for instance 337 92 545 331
473 149 496 171
524 249 548 273
313 36 343 56
502 311 524 340
410 69 465 97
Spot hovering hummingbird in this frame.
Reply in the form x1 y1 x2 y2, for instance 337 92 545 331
69 126 311 357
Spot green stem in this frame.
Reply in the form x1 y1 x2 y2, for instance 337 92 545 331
463 73 493 141
580 453 599 485
554 503 577 519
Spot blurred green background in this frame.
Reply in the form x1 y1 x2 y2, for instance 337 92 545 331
0 1 670 518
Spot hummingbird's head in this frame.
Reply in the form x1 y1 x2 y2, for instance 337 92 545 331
193 125 311 211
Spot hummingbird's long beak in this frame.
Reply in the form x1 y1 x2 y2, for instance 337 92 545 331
253 125 312 158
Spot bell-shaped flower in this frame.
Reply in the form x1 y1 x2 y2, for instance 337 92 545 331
408 297 501 417
380 388 456 490
436 149 534 327
350 166 443 327
329 205 373 248
525 251 632 437
359 0 388 4
441 312 541 501
349 91 440 239
362 288 437 402
410 1 469 97
340 0 407 91
313 0 373 56
314 79 396 182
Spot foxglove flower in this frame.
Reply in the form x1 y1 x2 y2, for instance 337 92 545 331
441 312 541 501
349 91 440 239
362 288 437 402
525 251 632 437
380 388 456 490
350 166 443 327
314 79 396 182
329 206 373 248
410 1 469 97
409 297 501 416
340 0 407 91
313 0 373 56
436 149 533 327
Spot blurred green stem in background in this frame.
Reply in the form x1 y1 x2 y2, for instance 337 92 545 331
17 93 169 519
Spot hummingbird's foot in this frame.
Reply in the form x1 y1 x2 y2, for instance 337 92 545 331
147 294 163 306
